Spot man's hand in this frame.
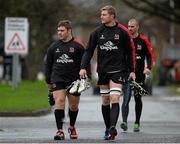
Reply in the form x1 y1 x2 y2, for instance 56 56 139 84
143 67 150 74
46 83 55 106
48 89 55 106
128 72 136 81
79 69 87 79
47 84 53 90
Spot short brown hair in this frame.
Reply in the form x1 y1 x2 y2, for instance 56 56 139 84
101 5 116 18
57 20 72 30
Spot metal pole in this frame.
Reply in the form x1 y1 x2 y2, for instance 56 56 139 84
12 53 19 90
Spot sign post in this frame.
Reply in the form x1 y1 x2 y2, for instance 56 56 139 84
5 17 29 90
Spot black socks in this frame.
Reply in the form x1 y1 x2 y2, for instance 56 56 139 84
54 109 65 129
110 103 120 127
69 109 79 127
102 105 110 129
134 95 142 124
102 103 120 129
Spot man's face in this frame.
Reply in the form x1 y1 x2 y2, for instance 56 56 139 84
100 10 114 24
128 21 139 35
57 26 71 40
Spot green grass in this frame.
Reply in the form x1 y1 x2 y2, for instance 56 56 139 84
0 81 50 112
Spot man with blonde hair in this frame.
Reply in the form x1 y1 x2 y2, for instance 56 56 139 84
79 5 136 140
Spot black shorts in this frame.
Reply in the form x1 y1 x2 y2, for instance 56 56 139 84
52 82 71 91
52 82 80 96
98 71 127 85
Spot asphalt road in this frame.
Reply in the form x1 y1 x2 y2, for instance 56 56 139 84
0 87 180 143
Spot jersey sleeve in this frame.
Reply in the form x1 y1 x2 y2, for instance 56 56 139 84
45 44 54 84
140 34 155 69
81 30 98 70
118 23 136 73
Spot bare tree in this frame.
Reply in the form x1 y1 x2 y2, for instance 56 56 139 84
0 0 79 80
122 0 180 24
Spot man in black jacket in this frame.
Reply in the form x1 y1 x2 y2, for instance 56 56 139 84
120 18 154 132
79 5 136 140
45 20 85 140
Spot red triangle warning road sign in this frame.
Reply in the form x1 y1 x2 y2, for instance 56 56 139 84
7 33 26 51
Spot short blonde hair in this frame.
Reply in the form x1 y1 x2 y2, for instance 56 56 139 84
101 5 116 19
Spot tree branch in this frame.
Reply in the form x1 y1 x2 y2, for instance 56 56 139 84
122 0 180 24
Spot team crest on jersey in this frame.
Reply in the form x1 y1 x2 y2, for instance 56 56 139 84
114 34 119 40
100 34 105 39
137 44 142 50
69 47 75 53
55 48 60 53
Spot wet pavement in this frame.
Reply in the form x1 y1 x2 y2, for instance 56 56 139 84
0 86 180 143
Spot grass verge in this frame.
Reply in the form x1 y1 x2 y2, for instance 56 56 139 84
0 80 50 113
